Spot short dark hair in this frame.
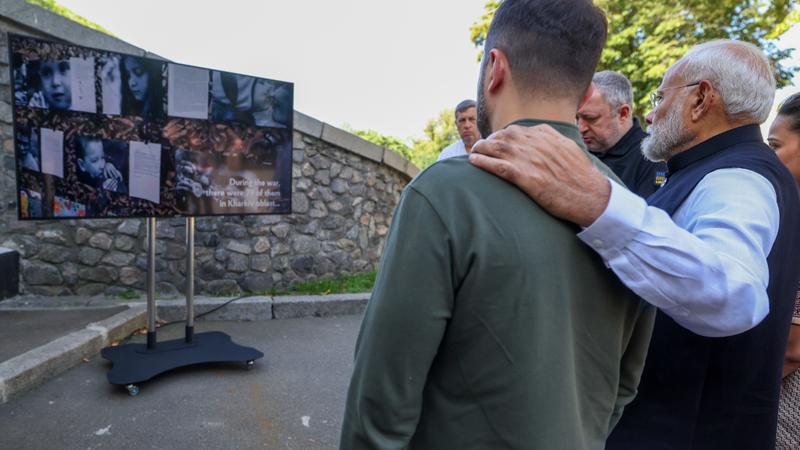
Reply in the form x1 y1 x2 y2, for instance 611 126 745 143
778 92 800 133
484 0 607 102
455 99 476 117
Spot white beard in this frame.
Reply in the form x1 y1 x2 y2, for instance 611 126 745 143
641 106 694 162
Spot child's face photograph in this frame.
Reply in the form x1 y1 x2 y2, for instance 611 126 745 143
79 140 106 178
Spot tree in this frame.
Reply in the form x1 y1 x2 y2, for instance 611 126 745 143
469 0 800 118
347 108 458 170
27 0 115 36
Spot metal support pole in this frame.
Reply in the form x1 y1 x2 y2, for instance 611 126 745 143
146 217 157 349
185 217 195 343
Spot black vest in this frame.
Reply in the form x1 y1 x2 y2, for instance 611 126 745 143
607 125 800 450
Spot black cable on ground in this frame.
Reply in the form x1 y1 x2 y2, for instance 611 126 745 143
116 294 253 344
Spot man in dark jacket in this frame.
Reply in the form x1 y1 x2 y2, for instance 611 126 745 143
577 71 666 197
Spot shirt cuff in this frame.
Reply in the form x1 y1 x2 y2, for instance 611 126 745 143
578 178 647 258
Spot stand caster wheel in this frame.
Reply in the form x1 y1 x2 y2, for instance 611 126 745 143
126 384 140 396
246 360 255 370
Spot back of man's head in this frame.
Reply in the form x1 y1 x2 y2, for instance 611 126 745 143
484 0 608 103
675 40 775 124
592 71 634 117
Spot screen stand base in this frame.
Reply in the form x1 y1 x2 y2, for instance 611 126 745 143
100 217 263 396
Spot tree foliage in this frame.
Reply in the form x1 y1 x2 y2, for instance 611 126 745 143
346 108 458 170
469 0 800 118
27 0 114 36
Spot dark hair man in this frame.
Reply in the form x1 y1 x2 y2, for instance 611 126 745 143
578 71 666 197
470 39 800 449
339 1 654 449
437 99 481 160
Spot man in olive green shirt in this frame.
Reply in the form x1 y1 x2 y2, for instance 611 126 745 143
340 1 654 449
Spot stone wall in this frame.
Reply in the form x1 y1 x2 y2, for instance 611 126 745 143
0 1 419 297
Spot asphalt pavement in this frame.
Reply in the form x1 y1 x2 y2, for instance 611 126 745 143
0 315 362 450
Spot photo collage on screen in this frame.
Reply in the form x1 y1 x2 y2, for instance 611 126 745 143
9 34 293 220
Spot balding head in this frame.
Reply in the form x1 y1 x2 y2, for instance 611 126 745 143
669 40 775 123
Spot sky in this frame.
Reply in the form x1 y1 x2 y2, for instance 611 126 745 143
54 0 800 142
55 0 489 143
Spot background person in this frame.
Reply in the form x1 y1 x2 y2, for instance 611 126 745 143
340 1 654 448
436 99 481 161
577 71 666 197
767 92 800 450
469 39 800 449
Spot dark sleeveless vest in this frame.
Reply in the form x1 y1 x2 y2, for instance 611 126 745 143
607 125 800 450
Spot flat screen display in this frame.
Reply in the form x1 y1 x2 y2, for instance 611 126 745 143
9 33 293 220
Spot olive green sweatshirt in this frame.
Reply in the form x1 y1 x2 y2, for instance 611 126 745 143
340 119 655 450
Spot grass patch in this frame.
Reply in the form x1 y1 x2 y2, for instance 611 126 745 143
115 288 141 300
270 271 376 296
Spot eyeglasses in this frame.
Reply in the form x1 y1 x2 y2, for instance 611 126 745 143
649 81 701 109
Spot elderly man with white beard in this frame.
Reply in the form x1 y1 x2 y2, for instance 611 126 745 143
469 39 800 449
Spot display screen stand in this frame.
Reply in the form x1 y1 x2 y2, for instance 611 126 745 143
100 217 264 396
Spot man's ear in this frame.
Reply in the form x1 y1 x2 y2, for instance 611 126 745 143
486 48 507 94
691 80 714 122
618 104 632 121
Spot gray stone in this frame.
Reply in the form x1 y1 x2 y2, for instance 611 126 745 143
37 244 71 264
272 223 292 239
291 255 315 274
88 233 113 250
314 170 331 185
221 223 248 239
293 149 305 163
157 282 180 298
36 229 69 245
350 184 365 196
337 239 357 251
214 248 228 262
292 193 309 213
161 242 186 260
270 243 291 258
116 219 142 236
298 220 319 235
206 279 242 296
241 274 273 293
254 237 271 254
202 233 220 248
156 221 177 239
120 266 143 286
313 256 336 276
226 253 249 273
309 155 331 170
200 261 226 280
0 101 11 123
78 247 105 266
101 251 136 267
250 254 272 273
226 240 252 255
196 218 219 232
331 179 348 194
114 235 136 251
61 262 79 286
75 227 92 245
1 235 40 258
330 162 343 178
296 178 312 191
27 285 72 296
79 266 119 283
292 235 321 254
301 162 315 177
23 261 62 285
322 215 345 230
75 284 107 296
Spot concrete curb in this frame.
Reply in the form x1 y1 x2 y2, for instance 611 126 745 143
0 304 146 404
0 293 370 404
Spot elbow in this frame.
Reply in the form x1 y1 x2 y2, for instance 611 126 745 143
677 289 768 338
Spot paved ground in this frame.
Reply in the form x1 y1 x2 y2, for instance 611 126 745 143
0 307 127 362
0 315 362 450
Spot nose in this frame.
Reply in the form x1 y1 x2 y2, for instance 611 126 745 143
577 119 588 134
645 110 654 125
